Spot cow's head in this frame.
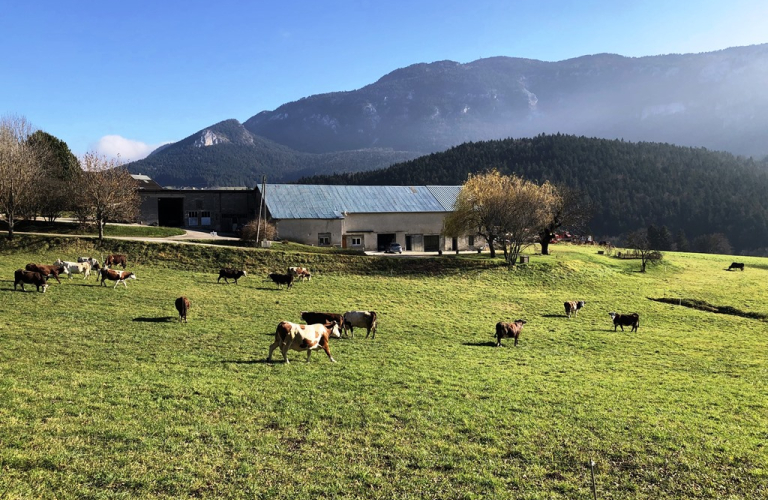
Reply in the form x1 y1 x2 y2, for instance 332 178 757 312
40 283 49 293
125 272 136 280
326 321 342 338
608 312 617 320
515 319 527 325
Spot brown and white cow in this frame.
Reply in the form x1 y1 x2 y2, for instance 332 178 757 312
608 312 639 332
25 263 62 284
288 266 312 281
495 319 527 347
342 310 377 339
104 254 127 269
267 320 342 363
100 268 137 288
564 300 586 319
175 296 190 323
218 268 247 284
14 269 48 292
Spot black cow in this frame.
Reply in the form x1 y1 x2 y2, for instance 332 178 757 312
268 273 294 289
301 311 345 331
608 312 639 332
218 268 247 284
728 262 745 271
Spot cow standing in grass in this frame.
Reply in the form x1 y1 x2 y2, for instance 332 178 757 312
564 300 586 319
175 296 190 323
495 320 526 347
267 320 342 363
14 269 48 292
608 312 639 332
218 268 247 284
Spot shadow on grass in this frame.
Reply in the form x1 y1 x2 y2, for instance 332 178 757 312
541 314 566 318
221 358 271 364
133 316 176 323
462 341 498 347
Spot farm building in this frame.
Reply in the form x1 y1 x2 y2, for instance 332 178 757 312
262 184 481 252
136 183 260 233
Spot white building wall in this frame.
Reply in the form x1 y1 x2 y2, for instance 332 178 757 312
276 219 344 247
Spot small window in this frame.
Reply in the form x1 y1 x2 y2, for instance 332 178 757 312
188 211 198 226
201 210 211 226
318 233 331 246
468 235 475 247
351 237 362 246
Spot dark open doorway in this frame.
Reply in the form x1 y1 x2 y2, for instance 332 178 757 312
158 198 184 227
377 233 396 251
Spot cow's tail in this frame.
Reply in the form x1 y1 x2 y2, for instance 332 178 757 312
370 311 377 329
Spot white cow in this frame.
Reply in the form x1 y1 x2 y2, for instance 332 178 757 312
342 310 378 339
55 259 91 279
267 320 341 363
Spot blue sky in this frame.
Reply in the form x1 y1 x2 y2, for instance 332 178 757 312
2 0 766 161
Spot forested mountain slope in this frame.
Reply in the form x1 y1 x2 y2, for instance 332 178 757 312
302 134 768 253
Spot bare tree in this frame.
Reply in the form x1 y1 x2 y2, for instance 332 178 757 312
75 152 140 242
0 115 44 239
240 218 277 246
626 228 663 272
538 186 593 255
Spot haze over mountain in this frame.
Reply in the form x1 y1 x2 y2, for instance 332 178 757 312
127 44 768 187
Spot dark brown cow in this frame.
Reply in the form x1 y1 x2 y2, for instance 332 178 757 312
301 311 345 331
25 263 62 284
175 296 191 323
495 319 527 347
267 320 342 363
218 268 247 284
268 272 294 289
14 269 48 292
104 254 127 269
564 300 586 319
608 312 639 332
100 268 136 288
728 262 745 271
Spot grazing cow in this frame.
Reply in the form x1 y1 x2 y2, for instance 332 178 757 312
495 319 527 347
728 262 745 271
608 312 640 332
25 263 62 284
267 320 342 363
14 269 48 292
55 259 92 279
288 266 312 281
564 300 586 319
104 254 127 269
218 268 247 284
342 310 378 339
300 311 345 332
78 257 101 273
100 268 137 288
268 272 294 289
175 296 190 323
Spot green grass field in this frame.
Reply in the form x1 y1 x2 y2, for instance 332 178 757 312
0 238 766 499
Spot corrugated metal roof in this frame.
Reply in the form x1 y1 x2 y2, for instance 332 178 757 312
427 186 462 211
263 184 460 219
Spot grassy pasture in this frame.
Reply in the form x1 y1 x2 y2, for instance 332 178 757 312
0 220 186 238
0 239 766 499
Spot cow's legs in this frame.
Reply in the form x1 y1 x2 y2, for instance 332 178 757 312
267 340 279 361
320 341 335 362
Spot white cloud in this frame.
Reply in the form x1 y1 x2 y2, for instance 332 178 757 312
92 135 170 162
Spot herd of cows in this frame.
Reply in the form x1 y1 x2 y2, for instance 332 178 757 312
13 255 649 362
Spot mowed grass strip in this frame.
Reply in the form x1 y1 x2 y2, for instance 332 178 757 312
0 242 766 499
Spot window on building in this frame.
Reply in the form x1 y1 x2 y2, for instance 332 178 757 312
201 210 211 226
318 233 331 246
351 236 362 246
468 235 475 247
188 211 198 226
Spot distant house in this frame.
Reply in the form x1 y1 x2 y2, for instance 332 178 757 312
262 184 481 252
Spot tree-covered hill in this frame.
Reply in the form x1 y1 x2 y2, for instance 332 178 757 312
301 134 768 253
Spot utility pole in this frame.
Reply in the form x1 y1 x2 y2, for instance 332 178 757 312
256 175 266 243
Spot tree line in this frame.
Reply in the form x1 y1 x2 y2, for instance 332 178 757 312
0 115 139 241
302 134 768 254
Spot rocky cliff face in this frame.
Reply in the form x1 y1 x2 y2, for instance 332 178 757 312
243 45 768 158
